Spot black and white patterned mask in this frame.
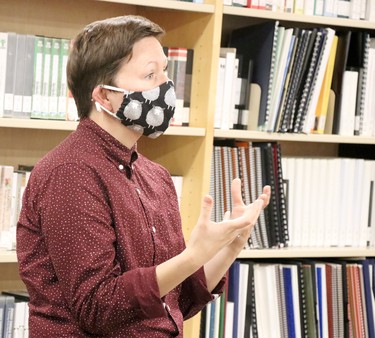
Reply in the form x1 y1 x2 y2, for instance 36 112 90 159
95 80 176 139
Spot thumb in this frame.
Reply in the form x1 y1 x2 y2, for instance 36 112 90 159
198 195 214 223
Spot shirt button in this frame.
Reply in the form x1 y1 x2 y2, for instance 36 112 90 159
163 303 170 312
119 164 124 170
136 188 141 195
152 226 156 233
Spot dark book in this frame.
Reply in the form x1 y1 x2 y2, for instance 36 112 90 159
228 21 280 130
331 30 352 135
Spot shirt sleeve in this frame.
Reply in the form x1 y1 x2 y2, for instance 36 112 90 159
37 163 168 334
178 266 226 320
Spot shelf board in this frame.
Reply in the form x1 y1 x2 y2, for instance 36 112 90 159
0 118 205 136
238 247 375 259
3 247 374 263
96 0 215 13
214 129 375 144
0 250 17 263
223 6 375 29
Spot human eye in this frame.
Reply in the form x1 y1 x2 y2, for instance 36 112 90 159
145 72 155 80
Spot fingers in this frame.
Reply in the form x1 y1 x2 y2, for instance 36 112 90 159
243 199 263 225
231 178 244 208
258 185 271 209
198 195 214 224
225 198 263 233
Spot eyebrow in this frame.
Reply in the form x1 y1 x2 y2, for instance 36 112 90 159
146 57 168 68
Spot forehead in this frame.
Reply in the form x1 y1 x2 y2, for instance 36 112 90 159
129 36 165 65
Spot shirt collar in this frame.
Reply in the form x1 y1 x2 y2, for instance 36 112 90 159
76 118 139 174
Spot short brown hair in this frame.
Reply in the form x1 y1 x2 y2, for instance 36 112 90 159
67 15 165 119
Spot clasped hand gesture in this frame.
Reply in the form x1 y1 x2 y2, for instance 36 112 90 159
187 178 271 268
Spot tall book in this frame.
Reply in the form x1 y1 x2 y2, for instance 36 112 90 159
331 31 352 135
279 29 316 133
267 28 295 132
57 38 70 120
31 35 45 119
313 35 338 134
0 166 14 248
2 32 17 118
361 259 375 338
228 261 241 338
22 34 36 118
167 47 187 127
183 48 194 126
300 28 336 134
229 21 280 130
12 34 27 118
40 36 52 119
2 295 15 338
219 47 237 130
0 32 9 118
49 38 61 119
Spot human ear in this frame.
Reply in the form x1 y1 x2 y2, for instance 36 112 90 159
92 86 113 112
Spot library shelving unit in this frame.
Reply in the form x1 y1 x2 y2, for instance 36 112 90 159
0 0 375 337
219 1 375 268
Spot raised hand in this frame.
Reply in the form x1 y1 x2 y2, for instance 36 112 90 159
226 178 271 254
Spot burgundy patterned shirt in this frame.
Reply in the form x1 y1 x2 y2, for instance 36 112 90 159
17 118 224 337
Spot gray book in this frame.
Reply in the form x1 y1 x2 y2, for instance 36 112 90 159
22 34 35 118
3 32 17 117
12 34 27 118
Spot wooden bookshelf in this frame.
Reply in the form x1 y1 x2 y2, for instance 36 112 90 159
223 6 375 29
238 247 375 259
0 118 206 136
1 0 374 337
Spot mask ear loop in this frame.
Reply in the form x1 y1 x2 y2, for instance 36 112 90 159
94 101 121 120
93 84 125 120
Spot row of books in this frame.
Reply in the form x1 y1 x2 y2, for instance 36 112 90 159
282 156 375 248
0 32 194 126
223 23 375 136
210 140 375 250
0 166 31 251
201 258 375 338
0 291 29 338
0 33 76 121
225 0 375 22
0 163 183 251
210 141 288 249
163 47 194 127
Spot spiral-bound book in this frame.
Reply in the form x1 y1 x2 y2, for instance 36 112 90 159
302 27 336 134
294 29 325 133
279 29 313 133
257 142 281 247
253 146 269 248
358 33 371 135
273 143 289 246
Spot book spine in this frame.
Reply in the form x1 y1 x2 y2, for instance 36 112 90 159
41 37 52 119
0 33 9 118
22 35 35 118
31 35 45 118
262 21 279 131
3 32 17 117
13 34 27 118
49 38 61 119
58 38 70 120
